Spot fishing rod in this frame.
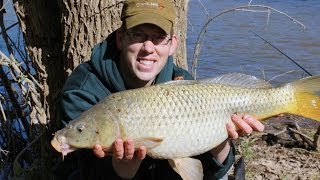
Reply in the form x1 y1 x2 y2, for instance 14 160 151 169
250 30 313 76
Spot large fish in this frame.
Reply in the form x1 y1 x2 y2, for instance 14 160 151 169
51 73 320 180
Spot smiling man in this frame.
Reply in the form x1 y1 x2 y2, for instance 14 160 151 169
55 0 264 179
116 23 176 89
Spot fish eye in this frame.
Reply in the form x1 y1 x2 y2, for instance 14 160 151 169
77 124 85 132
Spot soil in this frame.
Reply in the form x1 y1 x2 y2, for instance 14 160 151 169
230 114 320 180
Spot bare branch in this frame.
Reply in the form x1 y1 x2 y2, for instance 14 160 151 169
0 22 19 35
314 125 320 150
0 0 10 13
0 96 6 122
197 0 209 17
0 51 46 125
13 131 44 175
267 70 295 83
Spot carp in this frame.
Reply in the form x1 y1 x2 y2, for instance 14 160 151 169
51 73 320 180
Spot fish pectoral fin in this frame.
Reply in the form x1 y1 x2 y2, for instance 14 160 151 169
134 137 163 149
168 158 203 180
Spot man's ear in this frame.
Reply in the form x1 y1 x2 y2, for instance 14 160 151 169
116 29 123 50
169 34 178 56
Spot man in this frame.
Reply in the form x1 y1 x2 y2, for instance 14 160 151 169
56 0 264 179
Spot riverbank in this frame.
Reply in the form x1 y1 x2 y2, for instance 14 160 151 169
230 115 320 179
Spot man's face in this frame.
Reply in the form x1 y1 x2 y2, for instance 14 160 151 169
117 24 177 87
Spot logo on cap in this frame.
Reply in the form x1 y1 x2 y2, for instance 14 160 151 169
136 1 164 10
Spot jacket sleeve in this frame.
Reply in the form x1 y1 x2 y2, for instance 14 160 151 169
58 63 111 122
196 142 235 179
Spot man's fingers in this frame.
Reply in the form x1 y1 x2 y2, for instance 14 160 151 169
231 114 253 135
135 146 147 160
124 139 135 160
226 122 238 139
114 139 124 160
243 115 264 132
93 144 105 158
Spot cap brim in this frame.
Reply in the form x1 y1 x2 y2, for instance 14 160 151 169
124 13 172 34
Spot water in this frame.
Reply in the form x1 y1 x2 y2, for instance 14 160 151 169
187 0 320 85
0 2 22 54
1 0 319 86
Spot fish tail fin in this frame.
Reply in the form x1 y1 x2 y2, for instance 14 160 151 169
288 75 320 122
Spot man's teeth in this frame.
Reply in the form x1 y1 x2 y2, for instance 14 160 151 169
140 60 154 65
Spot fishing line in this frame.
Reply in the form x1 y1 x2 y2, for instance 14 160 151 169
250 30 313 76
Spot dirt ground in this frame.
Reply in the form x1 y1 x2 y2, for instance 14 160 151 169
230 115 320 180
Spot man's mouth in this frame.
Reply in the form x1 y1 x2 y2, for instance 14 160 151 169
138 59 155 66
137 59 156 72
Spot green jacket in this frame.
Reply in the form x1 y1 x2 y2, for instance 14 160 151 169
55 31 234 180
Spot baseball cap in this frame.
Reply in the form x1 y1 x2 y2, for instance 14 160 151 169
121 0 175 34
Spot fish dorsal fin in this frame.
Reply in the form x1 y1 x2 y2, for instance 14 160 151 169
201 73 272 88
168 158 203 180
134 137 163 149
162 80 198 85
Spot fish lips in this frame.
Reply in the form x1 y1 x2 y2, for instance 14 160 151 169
51 138 77 156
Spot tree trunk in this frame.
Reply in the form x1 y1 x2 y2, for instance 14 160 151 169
13 0 64 124
60 0 124 73
173 0 189 70
60 0 189 73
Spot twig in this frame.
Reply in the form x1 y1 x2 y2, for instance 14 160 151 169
287 127 314 147
0 97 7 122
1 51 47 124
275 128 287 136
0 0 10 13
13 132 44 175
314 125 320 150
0 22 19 35
197 0 209 17
0 147 9 156
293 122 314 147
267 70 295 83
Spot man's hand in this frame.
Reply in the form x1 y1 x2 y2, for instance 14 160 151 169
93 138 147 179
227 114 265 139
211 114 264 163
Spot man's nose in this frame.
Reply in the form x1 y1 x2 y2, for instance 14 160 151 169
141 40 156 53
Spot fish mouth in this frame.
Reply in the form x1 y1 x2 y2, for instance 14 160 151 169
51 138 77 156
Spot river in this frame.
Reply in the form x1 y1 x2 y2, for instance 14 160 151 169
187 0 320 85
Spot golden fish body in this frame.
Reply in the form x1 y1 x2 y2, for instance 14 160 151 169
51 74 320 180
101 82 291 158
